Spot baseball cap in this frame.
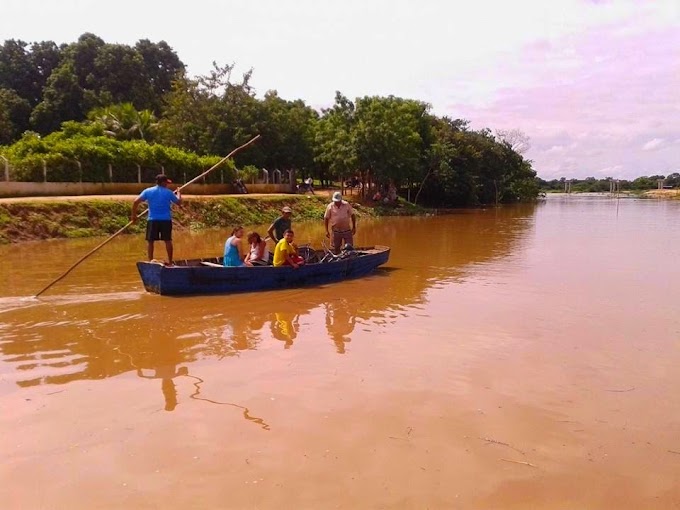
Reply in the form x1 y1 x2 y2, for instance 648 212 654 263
282 206 292 213
332 191 342 202
156 174 172 184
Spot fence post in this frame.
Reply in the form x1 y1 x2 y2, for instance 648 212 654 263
76 159 82 183
43 160 47 182
136 164 141 183
262 168 269 184
273 168 281 184
108 164 113 182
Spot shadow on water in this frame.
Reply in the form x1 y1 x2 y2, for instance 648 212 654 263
0 204 537 395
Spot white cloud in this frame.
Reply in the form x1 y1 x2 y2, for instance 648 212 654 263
642 138 666 151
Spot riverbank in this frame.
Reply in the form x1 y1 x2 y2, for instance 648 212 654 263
0 193 425 244
642 189 680 199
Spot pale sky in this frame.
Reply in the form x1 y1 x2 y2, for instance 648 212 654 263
3 0 679 179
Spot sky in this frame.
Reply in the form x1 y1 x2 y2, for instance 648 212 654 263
3 0 679 179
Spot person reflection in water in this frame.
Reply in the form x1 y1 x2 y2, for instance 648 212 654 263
325 299 356 354
270 311 299 349
137 365 189 411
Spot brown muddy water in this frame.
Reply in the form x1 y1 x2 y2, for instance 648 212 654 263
1 195 679 509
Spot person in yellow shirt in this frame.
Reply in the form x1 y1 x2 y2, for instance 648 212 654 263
273 229 305 268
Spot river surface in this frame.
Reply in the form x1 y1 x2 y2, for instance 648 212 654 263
1 195 679 509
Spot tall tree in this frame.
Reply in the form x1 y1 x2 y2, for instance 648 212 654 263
134 39 185 112
314 92 357 184
30 62 84 133
353 95 428 186
258 90 318 172
158 63 263 161
0 88 31 144
495 128 531 154
0 40 35 104
92 45 150 106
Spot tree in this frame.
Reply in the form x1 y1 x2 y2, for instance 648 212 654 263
27 41 62 105
353 95 428 188
11 33 185 137
0 40 36 105
495 128 531 154
314 92 357 185
158 63 263 161
134 39 185 112
90 44 151 108
665 172 680 188
87 103 158 141
0 88 31 144
30 62 84 133
259 90 318 173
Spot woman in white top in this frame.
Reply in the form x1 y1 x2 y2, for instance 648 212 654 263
244 231 270 266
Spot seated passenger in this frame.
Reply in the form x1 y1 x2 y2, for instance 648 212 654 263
273 229 304 269
223 226 245 267
244 231 270 266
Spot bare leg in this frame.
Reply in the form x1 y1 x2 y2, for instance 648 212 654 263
165 240 174 264
147 241 154 260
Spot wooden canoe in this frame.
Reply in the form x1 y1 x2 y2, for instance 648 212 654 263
136 245 391 296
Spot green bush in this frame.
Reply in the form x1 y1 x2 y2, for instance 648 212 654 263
3 128 238 184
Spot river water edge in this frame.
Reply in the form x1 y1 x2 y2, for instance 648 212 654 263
1 194 679 509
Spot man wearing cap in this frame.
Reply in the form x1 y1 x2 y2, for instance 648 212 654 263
324 191 356 253
131 174 182 264
267 206 293 243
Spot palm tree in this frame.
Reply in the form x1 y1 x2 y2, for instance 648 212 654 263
88 103 158 141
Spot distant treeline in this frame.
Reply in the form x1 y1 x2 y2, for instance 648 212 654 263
538 174 680 193
0 33 538 206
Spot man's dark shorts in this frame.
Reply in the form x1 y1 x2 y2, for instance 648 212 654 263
146 220 172 241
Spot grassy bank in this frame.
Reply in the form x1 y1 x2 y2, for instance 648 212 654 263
642 189 680 199
0 194 426 244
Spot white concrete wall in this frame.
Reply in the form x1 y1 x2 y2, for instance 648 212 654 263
0 182 294 198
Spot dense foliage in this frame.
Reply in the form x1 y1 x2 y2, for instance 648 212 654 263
0 34 184 139
0 34 539 206
2 124 233 183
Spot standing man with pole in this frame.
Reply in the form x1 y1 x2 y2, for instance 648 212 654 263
131 174 182 265
324 191 356 253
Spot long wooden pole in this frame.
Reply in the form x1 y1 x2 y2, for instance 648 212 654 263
34 134 261 297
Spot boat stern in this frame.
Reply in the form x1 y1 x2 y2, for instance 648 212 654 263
136 261 164 294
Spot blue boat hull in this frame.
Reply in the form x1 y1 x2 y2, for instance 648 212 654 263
136 246 390 296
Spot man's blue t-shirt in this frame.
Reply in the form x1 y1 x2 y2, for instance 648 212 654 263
139 186 179 221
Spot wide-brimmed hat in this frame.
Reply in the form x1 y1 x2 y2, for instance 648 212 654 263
282 206 293 213
332 191 342 202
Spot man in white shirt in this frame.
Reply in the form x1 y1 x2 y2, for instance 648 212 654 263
324 191 357 253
